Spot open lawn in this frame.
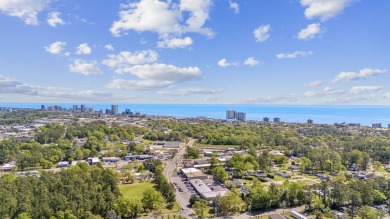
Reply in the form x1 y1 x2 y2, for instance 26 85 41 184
273 175 285 181
119 182 180 215
119 182 154 200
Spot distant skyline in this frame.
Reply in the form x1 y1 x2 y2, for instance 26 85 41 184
0 0 389 105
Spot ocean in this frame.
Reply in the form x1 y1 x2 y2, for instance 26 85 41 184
2 103 390 126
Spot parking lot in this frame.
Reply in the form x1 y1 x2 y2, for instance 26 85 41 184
170 171 195 207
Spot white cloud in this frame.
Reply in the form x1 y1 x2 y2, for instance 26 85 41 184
242 94 297 104
229 0 239 14
307 80 322 87
102 50 158 69
300 0 355 21
350 86 384 94
104 44 114 51
218 59 231 67
107 79 171 90
384 93 390 98
44 41 66 55
304 86 345 98
204 96 219 102
322 86 345 95
244 57 261 66
157 37 193 49
107 63 201 90
253 24 270 42
0 0 49 25
0 75 133 102
116 63 201 82
110 0 213 38
76 43 92 55
297 23 322 40
0 75 37 94
277 51 313 59
332 68 387 83
47 11 65 27
158 87 224 96
304 91 320 98
68 59 102 76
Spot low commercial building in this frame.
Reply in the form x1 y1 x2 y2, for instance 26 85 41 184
57 161 70 168
268 214 287 219
181 168 208 180
153 141 182 148
87 157 100 165
190 179 227 200
102 157 120 162
290 211 307 219
0 162 16 171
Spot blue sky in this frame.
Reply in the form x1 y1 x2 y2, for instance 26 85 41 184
0 0 389 104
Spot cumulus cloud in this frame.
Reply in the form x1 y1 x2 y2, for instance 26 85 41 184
0 75 37 94
0 75 132 102
102 50 158 69
157 37 193 49
300 0 355 21
44 41 66 55
106 79 171 90
107 63 201 90
117 63 201 82
297 23 322 40
350 86 384 94
68 59 102 76
110 0 213 38
104 44 114 51
47 11 65 27
253 24 271 42
0 0 49 25
229 0 239 14
332 68 387 83
244 57 261 66
76 43 92 55
218 59 238 67
277 51 313 59
307 80 322 87
158 87 224 96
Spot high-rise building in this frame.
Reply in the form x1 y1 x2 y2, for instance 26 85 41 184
307 119 314 124
81 105 86 113
41 105 46 111
236 112 246 121
226 110 236 120
263 117 270 122
124 109 132 115
111 105 118 115
274 117 281 123
73 105 78 112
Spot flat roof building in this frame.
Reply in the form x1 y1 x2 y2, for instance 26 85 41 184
190 179 227 200
181 168 208 180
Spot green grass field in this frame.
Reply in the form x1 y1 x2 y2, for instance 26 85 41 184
119 182 154 200
119 182 180 214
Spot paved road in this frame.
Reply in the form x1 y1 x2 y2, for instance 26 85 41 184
163 139 196 218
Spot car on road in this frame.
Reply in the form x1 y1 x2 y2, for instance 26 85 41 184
181 207 185 210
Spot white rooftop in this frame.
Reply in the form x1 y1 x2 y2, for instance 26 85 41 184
181 168 201 174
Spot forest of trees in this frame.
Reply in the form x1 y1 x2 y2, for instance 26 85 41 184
0 164 120 219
